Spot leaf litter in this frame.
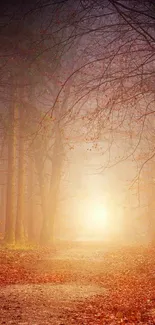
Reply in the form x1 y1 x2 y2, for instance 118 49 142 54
0 244 155 324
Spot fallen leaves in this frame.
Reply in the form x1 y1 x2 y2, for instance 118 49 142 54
0 245 155 324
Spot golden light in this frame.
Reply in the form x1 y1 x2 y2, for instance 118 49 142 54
78 200 109 239
84 204 108 231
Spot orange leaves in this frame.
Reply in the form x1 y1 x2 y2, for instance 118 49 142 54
1 246 155 324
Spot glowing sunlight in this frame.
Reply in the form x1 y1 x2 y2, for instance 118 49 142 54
79 200 109 238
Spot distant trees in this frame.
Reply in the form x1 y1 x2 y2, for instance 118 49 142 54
1 0 155 246
49 0 155 243
0 0 85 246
0 4 61 245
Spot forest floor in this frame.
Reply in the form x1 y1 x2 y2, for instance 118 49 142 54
0 241 155 325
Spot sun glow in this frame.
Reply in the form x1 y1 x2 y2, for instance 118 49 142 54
85 204 108 230
79 200 109 237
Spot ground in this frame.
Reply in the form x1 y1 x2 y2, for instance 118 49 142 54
0 241 155 324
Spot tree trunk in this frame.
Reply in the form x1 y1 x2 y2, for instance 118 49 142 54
48 125 64 240
37 166 49 245
4 94 17 244
27 156 35 243
147 163 155 246
15 106 25 244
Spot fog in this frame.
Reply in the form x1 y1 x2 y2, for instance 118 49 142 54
0 0 155 246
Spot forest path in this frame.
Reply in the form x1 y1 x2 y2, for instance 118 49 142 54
0 283 106 325
0 243 107 325
0 242 155 324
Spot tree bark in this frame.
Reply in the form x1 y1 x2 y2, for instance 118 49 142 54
48 125 64 239
4 91 17 244
39 171 49 245
15 106 25 244
27 155 35 243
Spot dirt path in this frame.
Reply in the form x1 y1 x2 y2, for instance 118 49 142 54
0 283 106 325
0 243 155 324
0 245 107 325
